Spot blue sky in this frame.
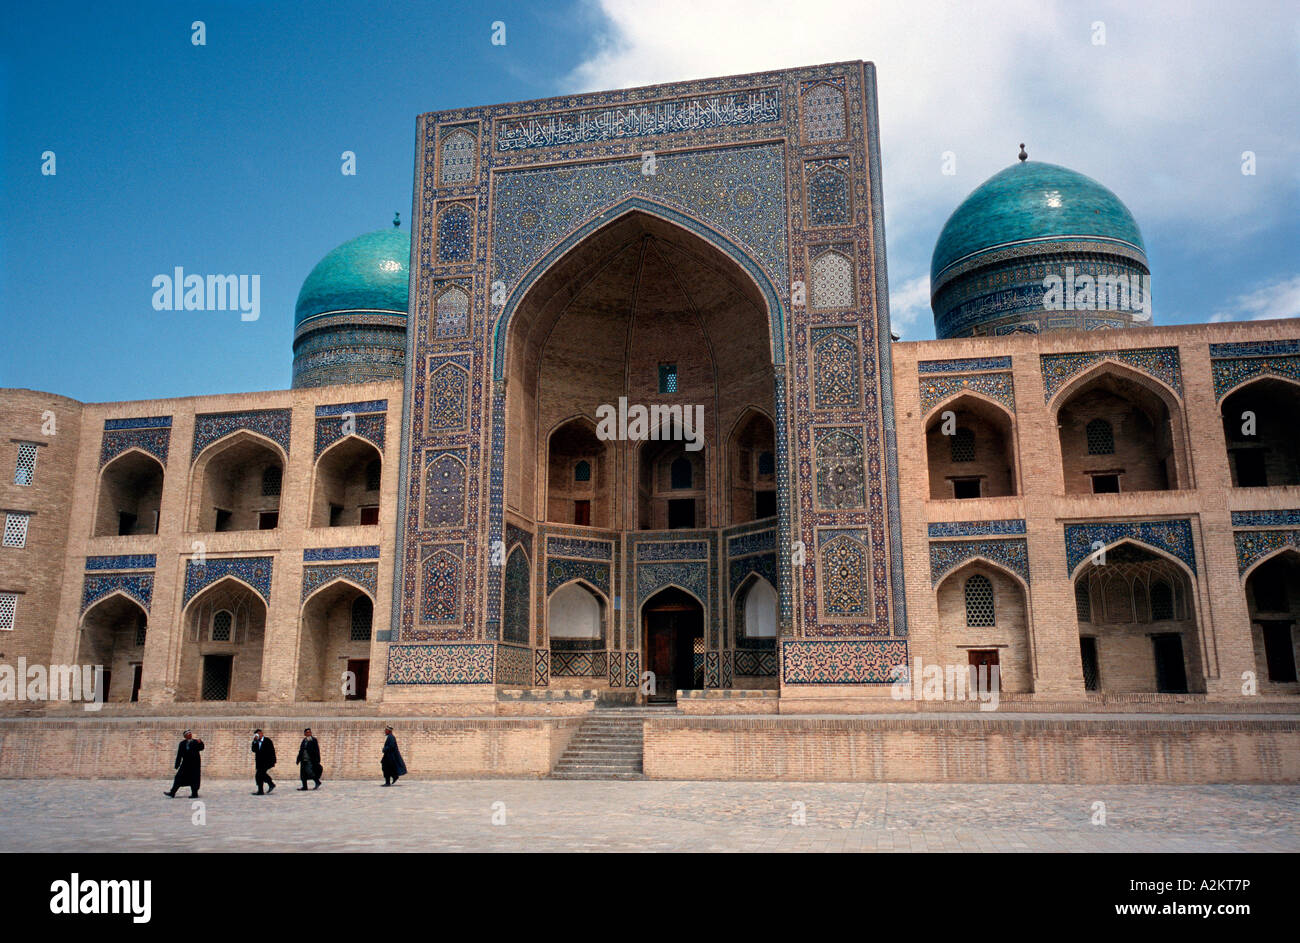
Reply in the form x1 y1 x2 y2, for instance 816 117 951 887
3 0 1297 402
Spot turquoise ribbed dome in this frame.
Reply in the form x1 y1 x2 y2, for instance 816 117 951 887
931 161 1145 284
294 229 410 327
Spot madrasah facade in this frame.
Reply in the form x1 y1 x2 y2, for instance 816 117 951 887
2 63 1297 774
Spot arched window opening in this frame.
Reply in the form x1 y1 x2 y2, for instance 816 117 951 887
351 596 373 642
211 610 233 642
950 427 976 463
574 460 591 483
670 457 693 490
964 575 995 627
1150 581 1174 621
1085 419 1115 456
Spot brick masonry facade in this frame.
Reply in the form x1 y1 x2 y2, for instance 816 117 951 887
0 61 1297 782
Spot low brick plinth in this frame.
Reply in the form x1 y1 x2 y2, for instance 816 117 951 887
643 714 1300 783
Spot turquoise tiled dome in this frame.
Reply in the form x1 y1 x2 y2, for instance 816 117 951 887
931 161 1145 284
929 159 1152 339
294 229 410 327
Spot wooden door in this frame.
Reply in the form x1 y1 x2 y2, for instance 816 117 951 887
347 659 370 700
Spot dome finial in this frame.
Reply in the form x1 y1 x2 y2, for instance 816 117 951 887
393 212 401 228
1018 143 1028 162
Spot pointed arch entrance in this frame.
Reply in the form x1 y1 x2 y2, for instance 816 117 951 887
641 587 704 702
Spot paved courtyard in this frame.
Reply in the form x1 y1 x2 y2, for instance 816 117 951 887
0 779 1296 852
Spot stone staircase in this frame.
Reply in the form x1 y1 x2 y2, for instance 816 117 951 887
550 706 679 780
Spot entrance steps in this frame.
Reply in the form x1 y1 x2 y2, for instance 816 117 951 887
549 705 680 780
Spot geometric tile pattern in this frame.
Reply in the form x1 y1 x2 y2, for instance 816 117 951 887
918 356 1013 374
183 557 273 605
313 403 386 458
439 128 476 185
81 573 154 613
927 520 1026 538
423 450 467 527
1231 509 1300 528
435 203 474 264
502 546 531 644
1040 347 1182 401
814 428 865 509
820 532 872 617
1063 519 1196 576
419 546 463 625
929 538 1030 586
781 639 909 684
301 562 378 602
811 327 861 408
496 643 531 686
733 649 778 676
547 557 611 597
1234 530 1300 575
729 553 778 597
1208 350 1300 400
100 417 172 467
302 546 381 562
918 371 1016 416
801 80 846 142
809 248 854 309
385 643 494 684
805 158 851 228
85 554 157 571
192 409 292 460
551 651 607 677
545 536 612 560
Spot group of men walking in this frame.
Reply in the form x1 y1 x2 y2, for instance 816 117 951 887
163 725 407 798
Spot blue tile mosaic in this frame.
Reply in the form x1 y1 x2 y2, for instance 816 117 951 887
183 557 273 605
1063 520 1195 576
85 554 157 571
303 546 380 562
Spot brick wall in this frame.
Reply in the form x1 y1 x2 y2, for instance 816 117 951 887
643 715 1300 782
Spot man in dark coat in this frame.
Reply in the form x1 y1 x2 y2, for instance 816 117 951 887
380 724 407 786
296 727 322 790
251 728 277 795
164 730 204 798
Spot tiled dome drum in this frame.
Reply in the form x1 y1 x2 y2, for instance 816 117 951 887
291 228 410 388
930 160 1150 338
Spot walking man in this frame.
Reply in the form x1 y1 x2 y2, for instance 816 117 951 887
296 727 322 790
380 724 406 786
164 729 203 798
251 728 277 795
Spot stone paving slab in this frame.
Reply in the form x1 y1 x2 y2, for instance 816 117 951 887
0 780 1294 853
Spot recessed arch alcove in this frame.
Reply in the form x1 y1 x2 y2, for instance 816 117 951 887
502 209 777 530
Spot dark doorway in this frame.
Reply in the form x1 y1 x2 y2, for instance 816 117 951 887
573 500 590 526
201 655 233 701
1152 633 1188 693
347 658 371 700
967 649 999 672
1233 449 1268 487
667 498 695 529
642 587 704 703
130 664 143 702
1260 622 1297 683
1079 637 1100 691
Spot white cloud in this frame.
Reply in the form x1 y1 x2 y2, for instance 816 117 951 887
566 0 1298 330
887 274 931 338
1210 274 1300 322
